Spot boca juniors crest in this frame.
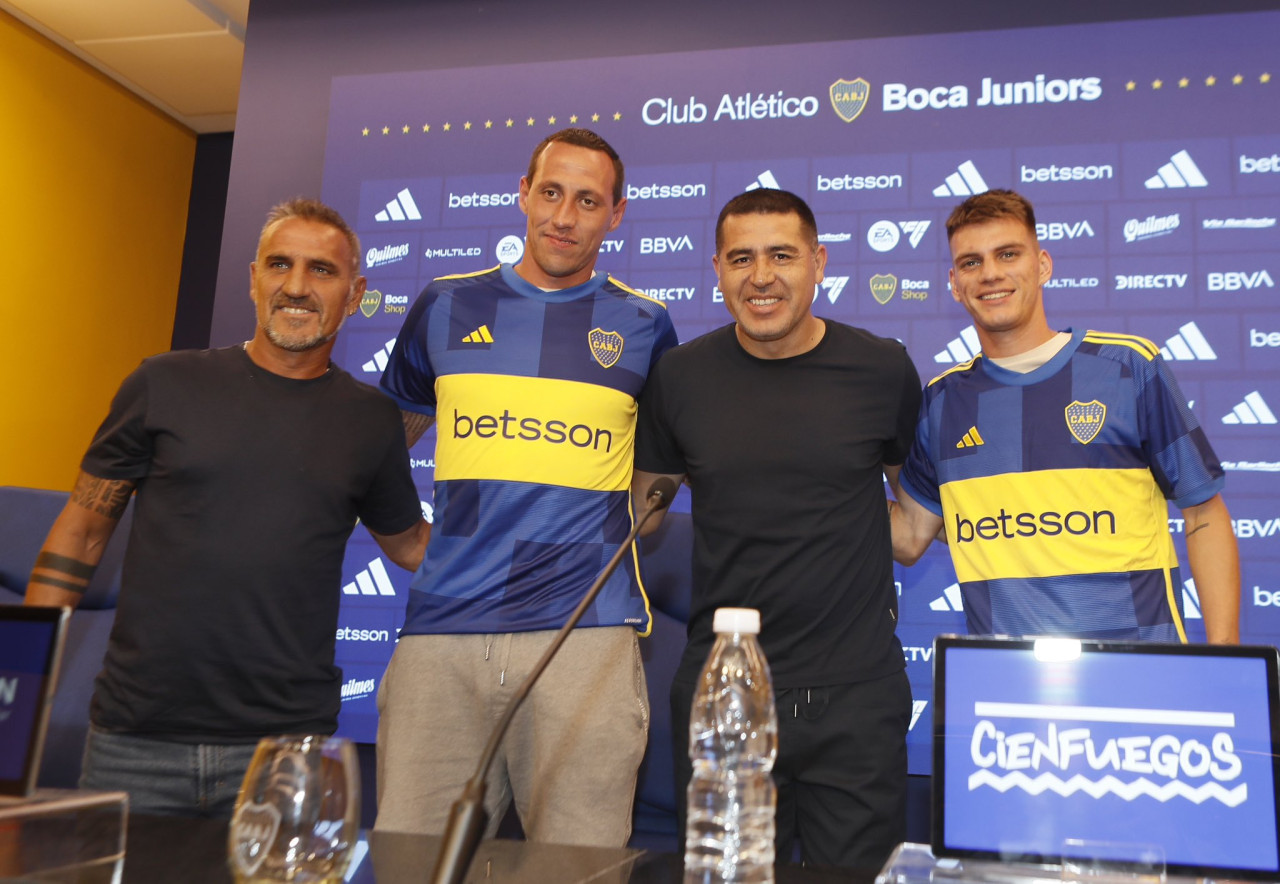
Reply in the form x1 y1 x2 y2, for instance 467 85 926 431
1065 400 1106 444
589 328 624 368
870 274 898 305
360 289 383 318
829 77 870 123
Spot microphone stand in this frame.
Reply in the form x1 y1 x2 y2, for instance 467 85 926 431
428 478 677 884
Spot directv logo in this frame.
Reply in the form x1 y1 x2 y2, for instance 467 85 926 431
375 189 422 222
746 170 781 191
930 583 965 612
1222 392 1277 425
1159 322 1216 361
935 326 982 364
933 161 988 197
342 557 396 596
1144 150 1208 189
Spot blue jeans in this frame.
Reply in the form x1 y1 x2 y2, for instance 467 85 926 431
80 725 260 818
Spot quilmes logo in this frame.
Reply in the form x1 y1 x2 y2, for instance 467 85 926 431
1124 213 1180 243
967 702 1246 805
366 243 410 270
341 677 377 702
829 77 871 122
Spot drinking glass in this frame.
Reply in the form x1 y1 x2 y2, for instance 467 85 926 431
227 735 360 883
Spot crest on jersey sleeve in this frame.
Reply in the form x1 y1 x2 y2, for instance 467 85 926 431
589 328 624 368
1065 400 1106 444
829 78 870 123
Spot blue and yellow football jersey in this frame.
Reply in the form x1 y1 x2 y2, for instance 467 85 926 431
899 328 1224 641
381 265 678 636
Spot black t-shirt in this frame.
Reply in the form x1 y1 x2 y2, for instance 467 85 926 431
82 346 421 741
636 321 922 689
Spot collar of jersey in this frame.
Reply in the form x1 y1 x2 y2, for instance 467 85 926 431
500 264 608 302
979 326 1084 386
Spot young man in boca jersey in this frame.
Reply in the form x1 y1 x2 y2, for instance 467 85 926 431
889 189 1239 644
374 129 678 846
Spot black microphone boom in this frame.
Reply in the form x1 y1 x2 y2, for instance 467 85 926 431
429 477 677 884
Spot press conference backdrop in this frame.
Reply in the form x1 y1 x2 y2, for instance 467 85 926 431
320 11 1280 770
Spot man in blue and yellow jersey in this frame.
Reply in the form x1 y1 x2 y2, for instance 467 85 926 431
374 129 678 846
890 189 1240 644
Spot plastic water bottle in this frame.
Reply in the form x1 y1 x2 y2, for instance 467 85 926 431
684 607 778 883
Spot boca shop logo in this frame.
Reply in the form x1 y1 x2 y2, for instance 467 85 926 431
967 705 1246 807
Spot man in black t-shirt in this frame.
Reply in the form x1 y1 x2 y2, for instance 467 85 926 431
24 198 428 818
634 189 921 871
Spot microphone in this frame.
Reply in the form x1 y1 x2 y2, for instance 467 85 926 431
429 477 677 884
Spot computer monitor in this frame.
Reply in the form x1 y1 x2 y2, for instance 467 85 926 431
0 604 70 798
932 635 1280 881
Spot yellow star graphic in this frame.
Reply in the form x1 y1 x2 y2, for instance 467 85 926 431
506 119 514 127
485 120 493 129
1178 77 1189 88
1125 81 1136 91
361 127 369 136
381 126 389 135
1263 72 1272 84
423 123 430 133
591 113 600 122
402 125 410 134
1152 79 1163 90
1233 74 1243 85
464 121 472 130
1206 75 1217 86
548 116 557 124
570 115 578 123
443 122 451 131
527 117 535 126
613 112 621 121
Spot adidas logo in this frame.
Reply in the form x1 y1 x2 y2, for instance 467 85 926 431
820 276 850 304
1223 391 1278 425
908 699 928 732
1159 322 1216 361
462 324 494 344
362 338 397 373
932 160 988 198
342 557 396 596
745 170 781 191
1182 579 1202 620
375 188 423 222
1144 149 1207 189
934 326 982 363
929 583 964 612
956 426 985 449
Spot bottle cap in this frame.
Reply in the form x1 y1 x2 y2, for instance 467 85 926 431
712 607 760 635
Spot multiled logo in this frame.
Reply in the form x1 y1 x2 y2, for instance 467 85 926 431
968 703 1246 806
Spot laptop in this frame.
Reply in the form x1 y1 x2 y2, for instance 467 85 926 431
0 604 70 798
931 635 1280 881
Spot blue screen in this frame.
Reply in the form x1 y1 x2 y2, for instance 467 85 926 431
941 644 1279 873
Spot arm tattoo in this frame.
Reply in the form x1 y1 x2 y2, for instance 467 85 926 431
1185 522 1210 539
401 410 435 447
35 552 97 580
28 574 89 595
70 475 134 519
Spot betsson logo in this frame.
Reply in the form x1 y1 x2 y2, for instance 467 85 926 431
883 74 1101 111
953 507 1117 543
642 91 820 126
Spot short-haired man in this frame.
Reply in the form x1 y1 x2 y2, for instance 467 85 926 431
890 189 1240 643
634 189 922 870
25 198 429 816
374 129 678 846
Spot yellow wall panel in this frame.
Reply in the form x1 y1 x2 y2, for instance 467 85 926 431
0 12 196 490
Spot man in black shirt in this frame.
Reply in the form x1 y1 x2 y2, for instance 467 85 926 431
25 198 428 817
634 189 921 870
